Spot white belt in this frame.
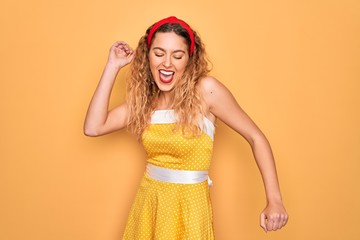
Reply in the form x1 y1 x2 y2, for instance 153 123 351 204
146 164 213 186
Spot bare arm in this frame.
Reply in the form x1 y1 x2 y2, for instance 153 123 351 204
84 41 134 137
200 76 288 232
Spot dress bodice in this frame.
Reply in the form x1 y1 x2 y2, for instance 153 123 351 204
141 110 214 170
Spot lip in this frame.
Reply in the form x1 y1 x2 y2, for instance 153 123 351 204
159 69 175 75
158 69 174 84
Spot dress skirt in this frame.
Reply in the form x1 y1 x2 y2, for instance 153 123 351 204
122 173 214 240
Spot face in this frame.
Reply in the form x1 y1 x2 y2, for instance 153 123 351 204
148 31 190 93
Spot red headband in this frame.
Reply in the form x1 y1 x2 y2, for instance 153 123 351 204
147 16 195 55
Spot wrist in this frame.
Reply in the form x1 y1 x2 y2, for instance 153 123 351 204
105 61 122 71
266 196 283 205
265 190 283 204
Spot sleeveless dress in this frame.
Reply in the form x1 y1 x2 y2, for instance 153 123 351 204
122 110 215 240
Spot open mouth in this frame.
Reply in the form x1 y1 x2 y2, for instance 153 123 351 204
159 70 174 83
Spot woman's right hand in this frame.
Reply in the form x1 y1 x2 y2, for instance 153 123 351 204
83 41 133 137
107 41 135 69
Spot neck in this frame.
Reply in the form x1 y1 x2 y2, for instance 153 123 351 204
157 91 174 109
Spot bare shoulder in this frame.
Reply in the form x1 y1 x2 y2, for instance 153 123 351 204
198 76 223 94
197 76 229 122
198 76 232 108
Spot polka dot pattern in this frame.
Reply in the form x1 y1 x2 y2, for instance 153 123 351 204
122 111 215 240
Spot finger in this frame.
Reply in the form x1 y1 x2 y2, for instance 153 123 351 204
121 48 132 57
111 41 123 50
114 46 132 58
118 44 132 54
273 213 288 230
113 41 131 53
127 46 134 54
266 218 274 231
270 214 280 231
260 213 267 232
280 214 289 228
272 219 280 231
125 47 133 55
114 40 127 46
128 50 135 58
124 45 134 54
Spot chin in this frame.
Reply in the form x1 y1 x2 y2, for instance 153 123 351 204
154 79 177 92
156 84 175 92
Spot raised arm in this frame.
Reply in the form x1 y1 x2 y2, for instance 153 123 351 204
200 76 288 232
84 41 134 137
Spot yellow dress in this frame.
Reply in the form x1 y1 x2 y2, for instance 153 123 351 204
122 110 215 240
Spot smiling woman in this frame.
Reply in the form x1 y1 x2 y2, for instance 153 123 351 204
84 16 288 239
125 17 211 139
149 32 190 92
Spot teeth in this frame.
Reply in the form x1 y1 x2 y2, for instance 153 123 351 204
160 70 174 76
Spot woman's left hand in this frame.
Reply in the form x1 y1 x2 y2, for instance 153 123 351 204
260 201 288 232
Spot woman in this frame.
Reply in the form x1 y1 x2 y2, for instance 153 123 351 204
84 16 288 239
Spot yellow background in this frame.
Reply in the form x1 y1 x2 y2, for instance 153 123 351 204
1 0 359 239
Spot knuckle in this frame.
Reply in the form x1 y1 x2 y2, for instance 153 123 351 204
270 213 280 221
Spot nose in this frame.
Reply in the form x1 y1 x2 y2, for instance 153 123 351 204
163 55 172 68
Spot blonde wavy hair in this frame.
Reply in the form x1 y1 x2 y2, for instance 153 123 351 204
126 21 211 139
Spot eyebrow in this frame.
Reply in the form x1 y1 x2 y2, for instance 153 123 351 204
152 47 186 54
